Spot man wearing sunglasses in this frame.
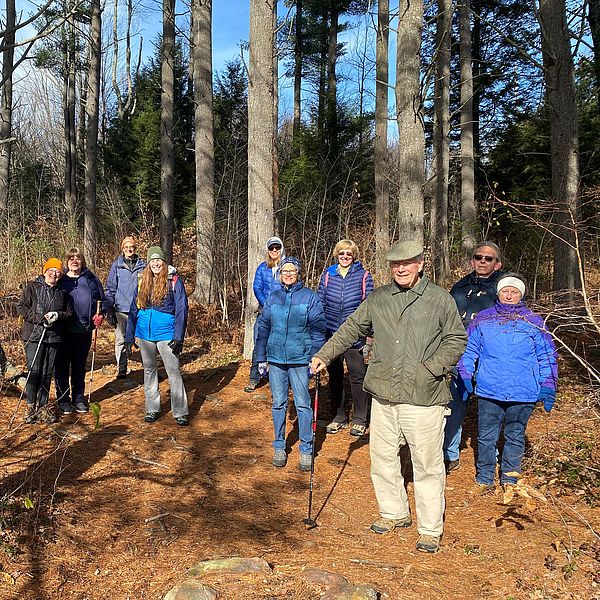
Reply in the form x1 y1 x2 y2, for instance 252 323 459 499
443 241 503 474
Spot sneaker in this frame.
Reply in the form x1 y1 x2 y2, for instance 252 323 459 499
272 449 287 468
175 416 188 426
38 407 58 424
349 423 367 437
326 420 348 434
416 534 440 553
244 381 259 393
445 459 460 474
144 412 160 423
298 453 312 472
470 482 495 495
59 403 75 415
370 515 412 534
74 402 89 414
24 405 37 424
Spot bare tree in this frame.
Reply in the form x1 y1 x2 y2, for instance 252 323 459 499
374 0 389 269
84 0 101 267
431 0 451 281
64 9 78 230
0 0 16 215
395 0 425 242
459 0 477 255
191 0 215 303
538 0 582 291
244 0 276 360
160 0 175 262
293 0 303 148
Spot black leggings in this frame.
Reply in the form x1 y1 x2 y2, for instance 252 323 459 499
24 340 59 407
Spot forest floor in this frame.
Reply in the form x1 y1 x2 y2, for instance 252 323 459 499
0 327 599 600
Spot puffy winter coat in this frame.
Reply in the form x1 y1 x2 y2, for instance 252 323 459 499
450 270 504 328
125 267 188 343
104 254 146 313
18 277 72 344
317 261 374 342
457 301 558 403
60 268 105 334
253 259 285 308
315 276 467 406
255 280 326 365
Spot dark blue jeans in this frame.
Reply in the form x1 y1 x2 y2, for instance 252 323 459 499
55 331 93 406
477 397 535 485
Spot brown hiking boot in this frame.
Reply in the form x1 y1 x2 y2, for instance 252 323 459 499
370 515 412 534
416 534 440 553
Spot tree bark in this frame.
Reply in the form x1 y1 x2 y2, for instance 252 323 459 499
431 0 451 282
374 0 390 271
293 0 303 149
395 0 424 243
84 0 101 268
192 0 215 303
538 0 582 291
161 0 175 263
459 0 477 255
0 0 16 216
245 0 276 360
326 4 338 158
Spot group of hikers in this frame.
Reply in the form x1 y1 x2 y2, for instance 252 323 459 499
247 236 558 554
16 238 189 426
12 234 558 554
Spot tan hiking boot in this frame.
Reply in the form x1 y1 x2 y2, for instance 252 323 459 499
370 515 412 534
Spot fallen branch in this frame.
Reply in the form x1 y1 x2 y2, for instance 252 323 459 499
144 512 169 523
129 455 168 468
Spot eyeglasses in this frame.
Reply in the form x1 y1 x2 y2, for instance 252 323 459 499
268 245 282 251
281 270 297 275
338 252 354 257
46 269 61 275
473 254 496 263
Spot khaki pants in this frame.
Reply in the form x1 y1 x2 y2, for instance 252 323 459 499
370 399 446 537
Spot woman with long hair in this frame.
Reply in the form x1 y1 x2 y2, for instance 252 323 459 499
125 247 189 425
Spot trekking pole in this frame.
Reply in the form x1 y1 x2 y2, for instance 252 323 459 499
8 324 48 430
87 300 102 406
304 371 320 529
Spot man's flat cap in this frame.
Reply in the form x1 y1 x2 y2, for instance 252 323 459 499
385 240 424 261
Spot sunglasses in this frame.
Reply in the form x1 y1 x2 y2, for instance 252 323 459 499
473 254 496 263
268 245 282 251
338 251 354 257
281 269 297 275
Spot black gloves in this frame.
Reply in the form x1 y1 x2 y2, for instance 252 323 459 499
124 342 137 357
106 308 118 328
168 340 183 356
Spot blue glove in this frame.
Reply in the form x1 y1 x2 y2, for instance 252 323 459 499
307 365 315 379
258 362 268 377
538 386 556 412
454 376 473 401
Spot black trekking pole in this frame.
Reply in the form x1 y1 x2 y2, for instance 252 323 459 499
8 324 49 429
304 371 320 529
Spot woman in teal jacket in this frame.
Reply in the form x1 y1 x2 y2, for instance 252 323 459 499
255 257 326 471
125 247 189 425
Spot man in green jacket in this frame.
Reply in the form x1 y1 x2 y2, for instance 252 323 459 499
311 240 467 554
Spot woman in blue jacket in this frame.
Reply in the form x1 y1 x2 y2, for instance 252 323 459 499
104 236 146 378
255 257 326 471
125 247 189 425
245 236 286 392
318 239 374 437
457 273 558 494
55 248 105 415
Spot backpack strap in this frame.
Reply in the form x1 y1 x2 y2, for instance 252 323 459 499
324 272 329 288
362 271 369 301
171 273 179 292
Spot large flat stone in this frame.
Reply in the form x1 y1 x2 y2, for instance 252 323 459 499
186 557 271 577
323 584 379 600
301 567 349 588
163 580 217 600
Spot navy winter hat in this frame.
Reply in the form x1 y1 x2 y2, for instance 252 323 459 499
281 256 301 272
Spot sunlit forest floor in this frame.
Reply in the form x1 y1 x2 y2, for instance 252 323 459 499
0 327 599 599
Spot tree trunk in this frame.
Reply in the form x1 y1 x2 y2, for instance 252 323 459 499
472 0 481 164
587 0 600 111
245 0 276 360
395 0 425 243
326 4 338 158
293 0 302 149
538 0 582 291
431 0 451 282
64 14 78 230
374 0 390 271
192 0 215 303
84 0 102 268
161 0 175 263
459 0 477 255
0 0 15 216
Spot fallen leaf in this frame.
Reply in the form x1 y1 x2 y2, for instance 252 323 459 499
0 572 15 585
